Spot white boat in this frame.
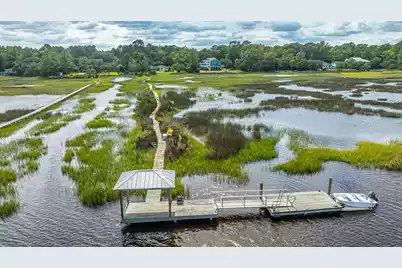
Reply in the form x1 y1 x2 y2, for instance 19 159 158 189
331 191 379 209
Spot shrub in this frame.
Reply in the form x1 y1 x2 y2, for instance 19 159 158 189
206 123 246 160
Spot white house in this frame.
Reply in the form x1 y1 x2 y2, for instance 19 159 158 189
0 68 16 76
151 65 169 72
322 62 337 69
346 57 370 63
199 58 222 71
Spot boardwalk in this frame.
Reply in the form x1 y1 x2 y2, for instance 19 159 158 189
146 82 166 203
0 81 96 129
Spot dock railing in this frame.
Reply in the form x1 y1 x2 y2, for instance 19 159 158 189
212 189 295 210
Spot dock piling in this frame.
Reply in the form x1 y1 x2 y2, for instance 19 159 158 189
119 192 124 221
327 177 333 195
259 183 263 200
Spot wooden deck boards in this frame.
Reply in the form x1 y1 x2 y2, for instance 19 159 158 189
124 199 218 223
144 83 165 204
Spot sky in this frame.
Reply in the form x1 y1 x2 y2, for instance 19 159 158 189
0 21 401 50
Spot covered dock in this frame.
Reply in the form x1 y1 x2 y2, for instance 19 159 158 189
113 169 218 224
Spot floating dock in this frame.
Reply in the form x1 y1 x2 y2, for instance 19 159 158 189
115 185 374 225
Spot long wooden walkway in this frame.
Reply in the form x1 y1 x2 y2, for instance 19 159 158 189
146 82 165 203
0 81 96 129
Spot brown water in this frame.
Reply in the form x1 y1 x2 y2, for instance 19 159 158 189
1 83 402 247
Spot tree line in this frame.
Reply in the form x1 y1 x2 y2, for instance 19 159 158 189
1 39 402 77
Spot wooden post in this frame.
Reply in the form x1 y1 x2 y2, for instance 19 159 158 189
260 183 263 200
126 193 129 205
119 191 124 221
327 177 333 195
168 188 172 218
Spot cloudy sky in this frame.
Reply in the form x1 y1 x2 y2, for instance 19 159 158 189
1 21 401 50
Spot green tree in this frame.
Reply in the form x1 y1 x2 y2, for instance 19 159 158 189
40 51 61 77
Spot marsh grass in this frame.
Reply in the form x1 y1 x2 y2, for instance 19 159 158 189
84 78 114 93
112 104 130 111
350 93 363 97
0 159 10 167
73 98 96 113
118 76 148 93
28 113 81 136
0 109 35 123
0 78 96 96
109 99 130 105
86 118 114 129
0 102 64 138
274 137 402 174
259 98 402 118
63 149 74 163
0 138 46 196
61 126 155 206
65 131 98 147
0 169 17 185
0 199 19 218
166 135 279 181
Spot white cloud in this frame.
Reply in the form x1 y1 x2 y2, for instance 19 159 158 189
0 21 401 50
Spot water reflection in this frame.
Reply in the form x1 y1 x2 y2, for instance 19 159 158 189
0 94 64 113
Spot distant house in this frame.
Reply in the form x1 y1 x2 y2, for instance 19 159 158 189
0 68 16 76
322 61 338 69
199 58 221 71
151 65 169 72
50 72 63 77
346 57 370 63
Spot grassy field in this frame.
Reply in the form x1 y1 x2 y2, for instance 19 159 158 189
149 72 331 90
0 77 97 95
340 71 402 79
150 71 402 92
117 76 148 94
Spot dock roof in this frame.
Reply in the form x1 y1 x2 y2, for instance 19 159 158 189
113 169 176 191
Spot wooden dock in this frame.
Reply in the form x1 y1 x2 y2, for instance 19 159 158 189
146 83 165 203
114 80 374 226
124 199 217 224
119 188 375 224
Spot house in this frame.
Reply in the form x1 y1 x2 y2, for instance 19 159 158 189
322 61 337 69
199 58 221 71
50 72 63 77
0 68 16 76
346 57 370 63
151 65 169 72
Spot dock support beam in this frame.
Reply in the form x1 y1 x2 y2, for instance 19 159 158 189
327 177 333 195
260 183 263 200
119 191 124 221
168 188 172 217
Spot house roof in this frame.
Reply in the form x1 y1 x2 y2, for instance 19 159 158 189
202 57 218 62
348 57 370 62
113 169 176 191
